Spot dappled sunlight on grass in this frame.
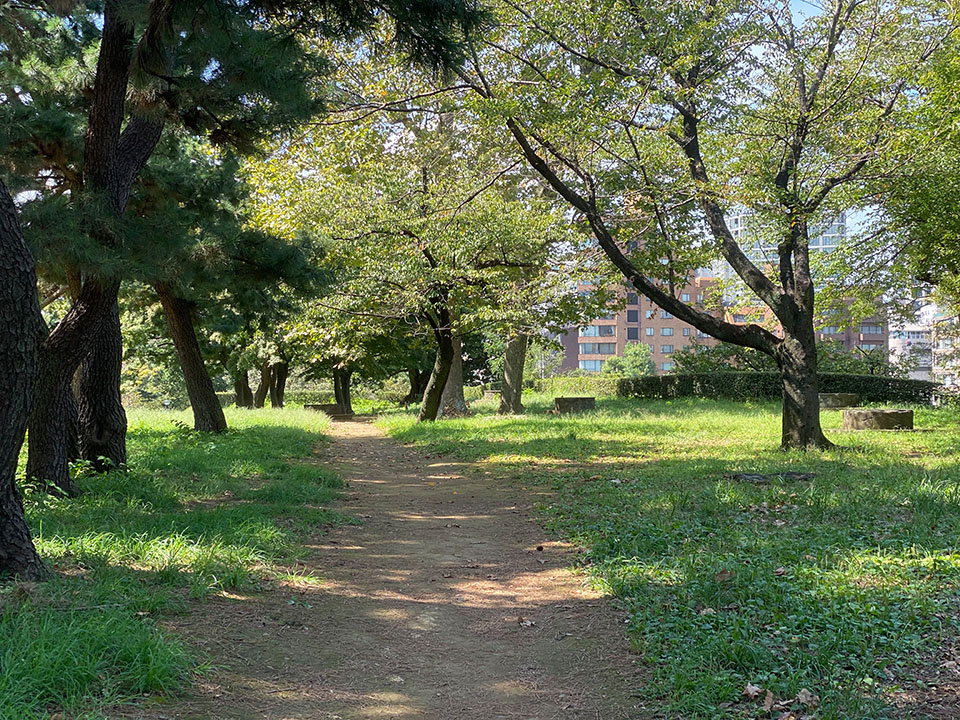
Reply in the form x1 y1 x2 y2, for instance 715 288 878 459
380 395 960 719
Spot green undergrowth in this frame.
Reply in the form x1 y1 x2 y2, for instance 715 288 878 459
380 395 960 719
8 407 346 719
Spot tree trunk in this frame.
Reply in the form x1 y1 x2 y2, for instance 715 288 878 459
269 361 288 408
234 370 253 408
76 295 127 470
402 368 430 406
156 285 227 433
253 362 272 408
332 369 353 414
776 332 832 450
498 333 528 415
27 279 118 496
0 180 46 579
437 334 468 418
418 328 455 422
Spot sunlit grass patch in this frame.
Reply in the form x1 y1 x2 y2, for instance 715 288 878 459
380 395 960 719
8 406 345 718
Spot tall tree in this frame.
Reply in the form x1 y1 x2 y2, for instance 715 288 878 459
6 0 487 490
460 0 954 448
0 180 45 578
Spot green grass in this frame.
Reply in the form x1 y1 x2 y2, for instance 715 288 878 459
7 407 345 719
380 394 960 719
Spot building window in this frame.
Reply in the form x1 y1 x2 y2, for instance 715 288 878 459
579 359 603 372
858 344 880 351
820 326 839 335
627 327 639 340
627 293 638 305
645 327 654 336
682 327 691 336
645 310 655 319
860 324 883 334
733 313 748 323
580 325 615 337
579 343 616 354
681 293 690 302
660 361 674 371
660 310 673 319
698 294 704 302
661 344 674 354
627 310 639 323
697 330 711 338
661 328 674 336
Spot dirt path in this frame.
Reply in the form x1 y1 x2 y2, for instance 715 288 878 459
148 418 643 719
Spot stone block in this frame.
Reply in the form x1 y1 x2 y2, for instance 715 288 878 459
554 396 596 413
842 408 913 430
819 392 859 408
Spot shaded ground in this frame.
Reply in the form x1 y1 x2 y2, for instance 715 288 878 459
141 418 642 719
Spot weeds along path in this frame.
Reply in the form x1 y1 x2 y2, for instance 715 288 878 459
154 417 642 719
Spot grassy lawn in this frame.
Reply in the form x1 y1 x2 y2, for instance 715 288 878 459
380 395 960 720
5 407 345 720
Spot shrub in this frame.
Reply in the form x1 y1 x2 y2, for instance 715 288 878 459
617 372 939 404
531 375 622 397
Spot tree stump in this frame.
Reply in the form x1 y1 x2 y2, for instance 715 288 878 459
819 392 859 408
842 408 913 430
483 390 500 400
554 397 595 413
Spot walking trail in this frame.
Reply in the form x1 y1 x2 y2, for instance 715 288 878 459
150 418 642 719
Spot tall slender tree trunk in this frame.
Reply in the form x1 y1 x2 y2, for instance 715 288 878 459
234 370 253 408
269 361 288 408
498 333 528 415
418 324 455 422
0 180 46 579
76 295 127 470
776 329 832 450
437 333 467 418
253 362 272 409
156 284 226 433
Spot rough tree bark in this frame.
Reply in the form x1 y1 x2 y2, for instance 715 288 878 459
436 333 468 418
0 180 46 579
234 371 253 408
76 298 127 469
156 284 227 433
269 360 288 408
27 279 119 496
498 333 528 415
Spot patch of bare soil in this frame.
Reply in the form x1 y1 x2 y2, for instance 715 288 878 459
133 418 644 719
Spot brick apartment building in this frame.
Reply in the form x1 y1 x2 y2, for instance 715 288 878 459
561 275 889 374
561 209 889 374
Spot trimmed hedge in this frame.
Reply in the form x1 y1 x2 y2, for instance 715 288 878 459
617 372 940 405
531 376 622 398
